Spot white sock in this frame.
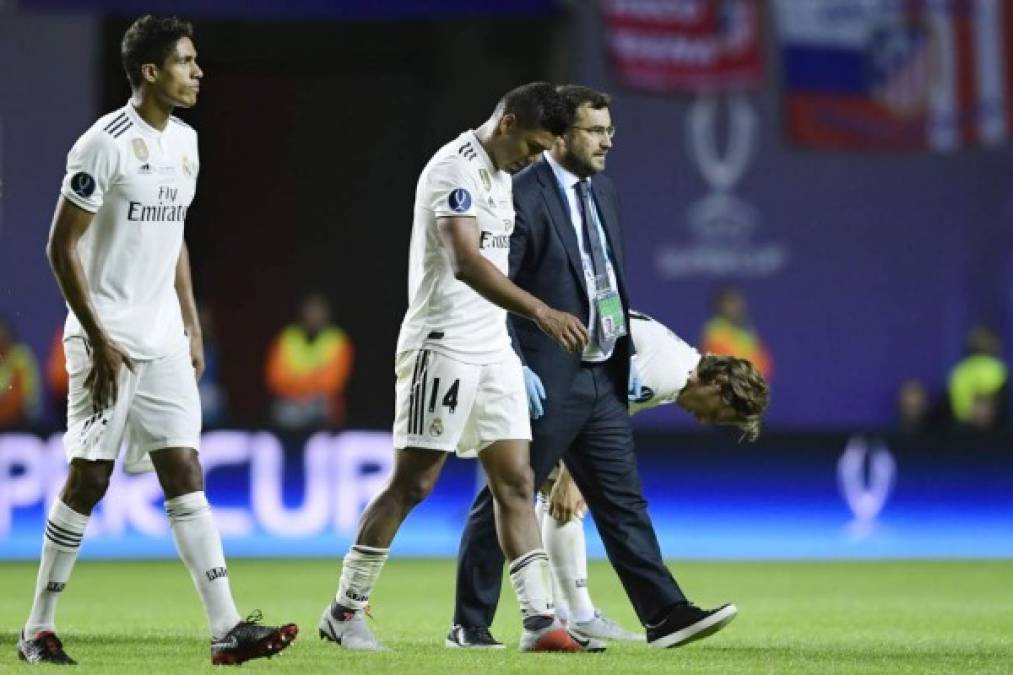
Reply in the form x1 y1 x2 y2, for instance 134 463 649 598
508 548 555 620
536 496 570 622
165 491 241 639
540 497 595 623
24 500 88 637
335 545 389 612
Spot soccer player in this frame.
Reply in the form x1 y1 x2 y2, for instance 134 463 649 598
17 16 297 666
536 310 769 639
317 83 597 653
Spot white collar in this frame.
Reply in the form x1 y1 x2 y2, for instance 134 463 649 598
124 100 166 137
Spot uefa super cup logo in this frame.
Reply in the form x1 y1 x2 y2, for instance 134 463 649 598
837 435 897 539
656 93 789 278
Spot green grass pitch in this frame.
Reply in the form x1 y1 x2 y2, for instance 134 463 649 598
1 559 1011 673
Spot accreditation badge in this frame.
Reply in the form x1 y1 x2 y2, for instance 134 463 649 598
595 288 627 342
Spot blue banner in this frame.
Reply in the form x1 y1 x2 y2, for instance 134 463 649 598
2 430 1010 560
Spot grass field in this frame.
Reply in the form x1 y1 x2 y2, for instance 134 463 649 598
1 559 1011 673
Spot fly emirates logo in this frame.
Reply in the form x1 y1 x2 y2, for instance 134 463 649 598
127 185 188 223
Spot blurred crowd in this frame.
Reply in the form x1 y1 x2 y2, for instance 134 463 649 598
1 287 1008 435
0 291 354 433
896 325 1009 435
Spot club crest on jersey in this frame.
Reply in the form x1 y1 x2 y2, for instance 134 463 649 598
181 156 196 178
131 138 149 162
448 188 471 213
429 418 444 437
479 168 491 191
70 172 96 199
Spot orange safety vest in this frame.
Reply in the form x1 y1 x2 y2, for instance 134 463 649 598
701 317 773 380
265 325 354 422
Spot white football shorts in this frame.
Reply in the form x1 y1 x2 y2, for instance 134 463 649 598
392 348 530 458
63 337 201 473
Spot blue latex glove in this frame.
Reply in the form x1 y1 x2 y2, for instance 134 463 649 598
523 366 547 419
628 360 643 402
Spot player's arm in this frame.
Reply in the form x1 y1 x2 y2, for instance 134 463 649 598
175 241 204 379
437 216 589 353
46 197 134 407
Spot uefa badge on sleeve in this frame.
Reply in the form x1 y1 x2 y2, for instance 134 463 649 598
70 172 96 199
448 188 471 213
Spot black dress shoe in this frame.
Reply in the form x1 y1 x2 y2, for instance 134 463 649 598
646 602 738 648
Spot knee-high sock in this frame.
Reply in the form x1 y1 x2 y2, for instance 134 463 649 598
539 496 595 623
335 544 389 611
508 548 555 627
24 500 88 636
166 492 241 639
535 496 570 621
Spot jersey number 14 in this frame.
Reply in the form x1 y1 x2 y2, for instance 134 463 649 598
427 378 460 415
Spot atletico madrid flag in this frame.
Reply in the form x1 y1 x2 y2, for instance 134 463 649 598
778 0 1013 151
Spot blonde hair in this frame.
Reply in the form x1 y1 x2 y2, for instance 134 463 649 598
696 355 770 442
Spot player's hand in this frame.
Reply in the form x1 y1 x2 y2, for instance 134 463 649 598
85 335 135 409
628 360 643 401
523 366 546 419
187 330 205 380
548 468 586 524
534 306 589 353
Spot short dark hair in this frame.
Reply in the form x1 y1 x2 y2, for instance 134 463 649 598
495 82 569 136
556 84 611 121
121 15 194 90
696 354 770 442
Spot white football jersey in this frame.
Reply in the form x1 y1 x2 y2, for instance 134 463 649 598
628 310 701 415
396 130 515 364
59 102 198 360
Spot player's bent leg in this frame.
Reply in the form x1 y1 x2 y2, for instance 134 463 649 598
320 447 448 652
538 483 642 642
150 447 297 665
19 459 114 665
479 441 601 653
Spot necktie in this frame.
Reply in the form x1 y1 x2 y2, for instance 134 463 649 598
575 180 615 353
575 180 609 291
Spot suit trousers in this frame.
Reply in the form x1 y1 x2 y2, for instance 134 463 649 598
452 360 686 627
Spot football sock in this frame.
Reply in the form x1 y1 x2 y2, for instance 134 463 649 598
535 495 570 621
24 500 88 636
539 495 595 623
335 545 389 614
165 491 241 639
508 548 555 630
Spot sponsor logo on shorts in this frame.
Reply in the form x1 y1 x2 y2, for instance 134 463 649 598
429 418 444 437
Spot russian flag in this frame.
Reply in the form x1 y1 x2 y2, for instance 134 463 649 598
777 0 1012 151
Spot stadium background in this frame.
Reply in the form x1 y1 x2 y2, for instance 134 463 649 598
1 0 1011 565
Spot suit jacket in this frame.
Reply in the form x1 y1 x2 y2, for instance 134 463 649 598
507 157 633 402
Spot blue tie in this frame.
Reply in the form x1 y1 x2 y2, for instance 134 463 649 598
575 180 615 353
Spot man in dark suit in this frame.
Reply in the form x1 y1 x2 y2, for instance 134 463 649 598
448 85 737 650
